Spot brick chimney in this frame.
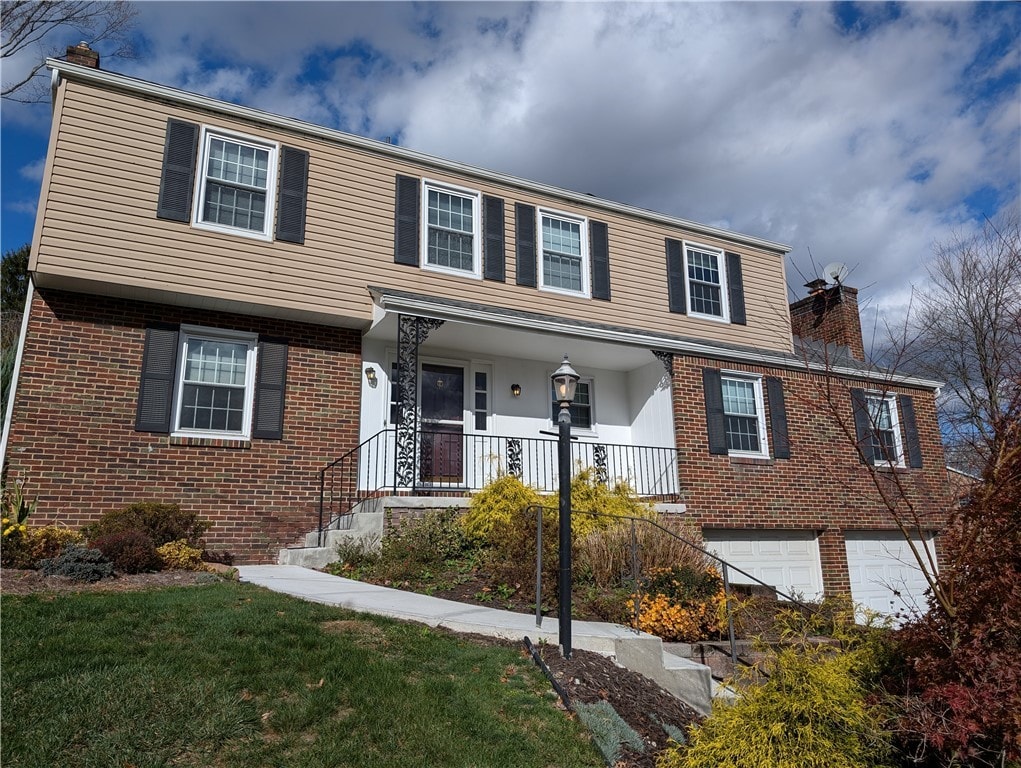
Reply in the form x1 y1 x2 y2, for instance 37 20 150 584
789 279 866 361
66 41 100 68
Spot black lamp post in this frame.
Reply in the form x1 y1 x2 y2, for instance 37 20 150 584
551 354 580 658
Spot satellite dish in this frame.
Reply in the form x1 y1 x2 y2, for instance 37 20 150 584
822 261 850 285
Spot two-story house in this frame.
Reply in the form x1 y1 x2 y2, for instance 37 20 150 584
1 48 950 617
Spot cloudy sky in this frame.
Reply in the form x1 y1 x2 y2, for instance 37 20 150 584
2 1 1018 345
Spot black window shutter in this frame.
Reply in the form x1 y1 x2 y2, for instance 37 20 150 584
850 388 872 464
276 146 309 244
898 394 924 468
515 203 536 287
394 174 420 266
666 238 686 314
765 376 790 459
590 220 611 300
157 119 199 222
726 252 747 325
252 339 288 440
702 368 728 455
135 325 180 433
483 195 505 282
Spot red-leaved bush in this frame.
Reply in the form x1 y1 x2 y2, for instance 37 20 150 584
894 416 1020 767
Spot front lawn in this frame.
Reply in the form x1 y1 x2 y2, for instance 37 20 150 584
1 581 603 768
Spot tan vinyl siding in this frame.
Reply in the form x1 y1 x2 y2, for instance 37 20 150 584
34 78 793 352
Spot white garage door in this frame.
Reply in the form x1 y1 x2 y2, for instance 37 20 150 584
845 532 936 620
703 529 824 601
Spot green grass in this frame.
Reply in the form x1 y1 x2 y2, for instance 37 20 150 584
1 581 602 768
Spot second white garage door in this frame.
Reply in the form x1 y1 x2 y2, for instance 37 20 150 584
845 532 936 621
702 529 824 601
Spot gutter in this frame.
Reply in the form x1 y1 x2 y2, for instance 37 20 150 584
46 59 790 257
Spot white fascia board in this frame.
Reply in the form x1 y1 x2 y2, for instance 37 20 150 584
372 289 944 392
48 59 790 256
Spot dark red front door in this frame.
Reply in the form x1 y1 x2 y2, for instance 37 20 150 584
419 363 464 483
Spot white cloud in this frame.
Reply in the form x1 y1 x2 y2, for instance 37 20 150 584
31 1 1021 343
18 158 46 182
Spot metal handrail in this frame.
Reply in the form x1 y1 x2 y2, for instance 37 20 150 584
524 504 819 668
317 429 680 543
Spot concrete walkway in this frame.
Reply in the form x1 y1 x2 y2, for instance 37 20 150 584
236 564 714 714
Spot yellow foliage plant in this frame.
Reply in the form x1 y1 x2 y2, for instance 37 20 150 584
156 539 208 571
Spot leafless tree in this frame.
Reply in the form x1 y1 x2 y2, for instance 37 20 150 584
907 210 1021 473
1 0 136 101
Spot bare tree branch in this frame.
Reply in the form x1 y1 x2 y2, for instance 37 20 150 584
1 0 137 101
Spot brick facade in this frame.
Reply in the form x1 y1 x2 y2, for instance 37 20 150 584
671 355 949 596
3 289 361 563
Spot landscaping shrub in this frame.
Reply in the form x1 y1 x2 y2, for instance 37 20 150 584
632 566 726 642
83 502 209 547
201 549 234 566
578 515 708 589
157 539 208 571
1 478 37 568
462 474 545 544
657 604 896 768
37 544 114 583
568 467 656 538
91 530 161 574
890 421 1021 767
27 525 86 563
376 507 476 581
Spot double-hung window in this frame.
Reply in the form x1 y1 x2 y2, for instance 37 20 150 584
194 129 278 239
422 181 481 277
721 374 767 457
685 243 729 321
539 210 589 296
173 327 258 439
865 394 903 466
551 378 595 431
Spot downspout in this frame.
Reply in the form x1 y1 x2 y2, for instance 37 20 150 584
0 278 36 469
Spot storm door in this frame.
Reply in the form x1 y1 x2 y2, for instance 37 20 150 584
419 363 465 483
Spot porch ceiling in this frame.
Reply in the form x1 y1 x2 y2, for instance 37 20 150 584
364 311 658 372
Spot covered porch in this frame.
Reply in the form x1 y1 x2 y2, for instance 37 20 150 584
321 288 681 529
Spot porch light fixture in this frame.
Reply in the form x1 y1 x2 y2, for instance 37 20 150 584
551 354 579 658
511 383 522 397
365 367 377 387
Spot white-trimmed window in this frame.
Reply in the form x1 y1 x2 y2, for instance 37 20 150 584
193 128 278 239
721 374 767 457
550 378 595 432
540 209 589 296
684 242 729 321
865 393 904 466
172 327 258 439
421 180 481 277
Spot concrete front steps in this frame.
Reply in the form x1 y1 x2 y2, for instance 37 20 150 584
278 497 470 569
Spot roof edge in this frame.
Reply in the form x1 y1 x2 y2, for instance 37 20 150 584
369 286 944 392
48 59 791 256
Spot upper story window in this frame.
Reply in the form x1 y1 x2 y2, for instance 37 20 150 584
540 209 589 297
685 243 729 321
551 378 595 431
421 181 481 278
173 326 258 439
193 129 278 240
721 374 768 458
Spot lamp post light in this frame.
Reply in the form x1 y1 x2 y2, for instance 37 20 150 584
551 354 580 658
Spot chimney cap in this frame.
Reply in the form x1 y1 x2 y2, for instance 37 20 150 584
804 278 828 294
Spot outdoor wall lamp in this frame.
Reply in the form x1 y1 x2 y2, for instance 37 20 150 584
365 367 377 387
511 383 522 397
550 354 579 658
